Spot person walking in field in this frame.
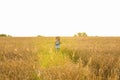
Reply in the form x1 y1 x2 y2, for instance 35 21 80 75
55 36 60 51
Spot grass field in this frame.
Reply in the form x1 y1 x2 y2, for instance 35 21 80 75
0 37 120 80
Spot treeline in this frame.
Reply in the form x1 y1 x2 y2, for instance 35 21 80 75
0 33 88 37
0 34 12 37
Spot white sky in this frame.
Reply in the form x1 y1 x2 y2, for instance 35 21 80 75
0 0 120 37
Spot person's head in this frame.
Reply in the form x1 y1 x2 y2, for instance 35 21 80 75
56 36 60 41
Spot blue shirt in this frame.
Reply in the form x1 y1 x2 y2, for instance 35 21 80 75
55 41 60 48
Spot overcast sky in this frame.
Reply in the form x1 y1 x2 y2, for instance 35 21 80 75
0 0 120 37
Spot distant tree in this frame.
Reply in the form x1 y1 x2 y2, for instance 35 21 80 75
77 32 80 37
74 32 88 37
37 35 44 37
81 32 87 37
0 34 7 37
74 34 77 37
0 34 12 37
8 35 12 37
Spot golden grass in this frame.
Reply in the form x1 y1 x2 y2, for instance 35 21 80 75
0 37 120 80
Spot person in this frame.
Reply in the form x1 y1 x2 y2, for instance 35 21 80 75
55 36 60 51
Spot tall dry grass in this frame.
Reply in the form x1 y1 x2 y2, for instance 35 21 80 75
0 37 120 80
0 37 39 80
36 37 120 80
